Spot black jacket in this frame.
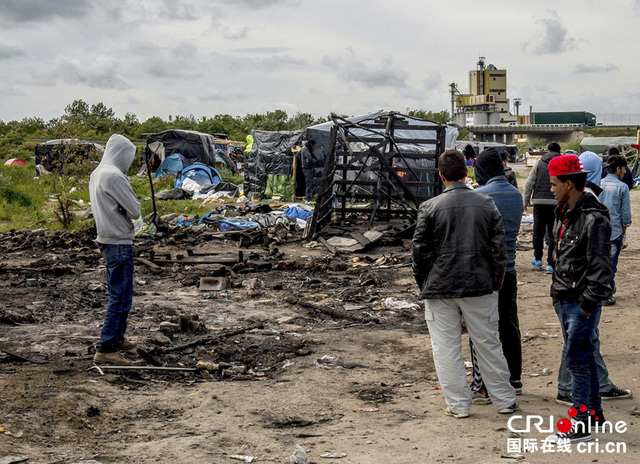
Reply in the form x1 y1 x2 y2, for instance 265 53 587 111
550 192 612 312
504 166 518 189
412 183 507 299
533 151 560 200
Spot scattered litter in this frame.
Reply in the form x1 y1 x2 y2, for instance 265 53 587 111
501 453 525 461
0 457 30 464
541 367 551 376
228 455 255 463
464 361 473 369
289 444 308 464
320 452 347 459
315 355 342 369
396 383 413 388
361 407 379 412
383 297 420 311
86 283 102 291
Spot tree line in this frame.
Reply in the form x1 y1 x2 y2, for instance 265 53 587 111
0 99 450 160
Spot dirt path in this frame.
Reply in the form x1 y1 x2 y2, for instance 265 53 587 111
1 185 639 463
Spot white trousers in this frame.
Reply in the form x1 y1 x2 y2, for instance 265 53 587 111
425 293 516 413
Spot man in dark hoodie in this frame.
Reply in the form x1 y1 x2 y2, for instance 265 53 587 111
524 142 561 273
89 134 140 365
469 148 524 404
545 155 612 444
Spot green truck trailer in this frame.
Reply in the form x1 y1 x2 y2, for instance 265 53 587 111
530 111 597 126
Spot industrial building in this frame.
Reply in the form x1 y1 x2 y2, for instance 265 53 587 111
451 57 518 127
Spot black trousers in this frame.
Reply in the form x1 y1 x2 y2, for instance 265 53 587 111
471 270 522 389
532 204 556 264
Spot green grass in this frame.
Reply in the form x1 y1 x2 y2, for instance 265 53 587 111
2 164 245 232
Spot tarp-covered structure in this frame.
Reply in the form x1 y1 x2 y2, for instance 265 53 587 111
580 137 638 154
145 129 236 175
309 111 458 237
243 130 303 199
34 139 104 173
454 141 518 162
244 111 459 201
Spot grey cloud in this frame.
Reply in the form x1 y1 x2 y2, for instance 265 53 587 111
57 57 128 89
219 24 249 40
218 0 299 10
201 89 250 102
523 10 576 55
142 42 202 79
322 51 408 88
159 0 199 20
252 54 305 71
0 0 93 22
231 47 292 54
0 40 26 59
573 63 618 73
423 71 443 91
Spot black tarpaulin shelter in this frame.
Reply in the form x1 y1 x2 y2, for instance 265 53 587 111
308 112 458 238
34 139 104 173
145 129 236 174
243 130 304 198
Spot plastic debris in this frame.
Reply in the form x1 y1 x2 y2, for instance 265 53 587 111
289 444 308 464
228 455 255 462
383 297 420 311
320 452 347 459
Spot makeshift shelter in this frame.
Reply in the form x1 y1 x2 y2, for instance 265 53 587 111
580 137 638 154
175 163 221 191
454 141 517 162
309 112 458 238
155 153 188 178
245 111 459 202
4 158 26 166
145 129 236 175
243 130 304 199
34 139 104 173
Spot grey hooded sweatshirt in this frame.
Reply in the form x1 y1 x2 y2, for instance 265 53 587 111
89 134 140 245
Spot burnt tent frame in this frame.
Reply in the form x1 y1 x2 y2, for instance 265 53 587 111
309 113 447 238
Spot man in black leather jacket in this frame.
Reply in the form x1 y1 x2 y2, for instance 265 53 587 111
412 149 517 418
545 154 612 444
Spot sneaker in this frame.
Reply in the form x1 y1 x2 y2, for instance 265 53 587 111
511 381 523 396
94 351 132 366
445 406 469 418
602 296 617 306
601 384 632 400
556 393 573 406
589 409 606 428
546 418 591 443
546 265 553 274
472 389 492 405
531 258 543 270
498 402 519 414
116 339 137 351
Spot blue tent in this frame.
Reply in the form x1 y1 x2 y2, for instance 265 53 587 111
155 153 187 178
175 162 222 189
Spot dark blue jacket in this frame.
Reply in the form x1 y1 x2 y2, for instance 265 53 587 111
477 176 523 272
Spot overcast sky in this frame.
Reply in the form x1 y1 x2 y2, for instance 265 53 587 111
1 0 639 124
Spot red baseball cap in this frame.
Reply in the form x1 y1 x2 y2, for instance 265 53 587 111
547 154 590 177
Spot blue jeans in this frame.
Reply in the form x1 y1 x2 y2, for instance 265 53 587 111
557 307 613 395
610 235 623 291
554 301 602 420
97 244 134 353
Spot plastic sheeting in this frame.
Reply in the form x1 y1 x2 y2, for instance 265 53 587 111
580 137 638 154
145 129 236 174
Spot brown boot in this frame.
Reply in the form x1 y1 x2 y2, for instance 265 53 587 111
116 339 137 351
94 351 132 366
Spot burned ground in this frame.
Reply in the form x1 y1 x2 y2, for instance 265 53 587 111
1 187 640 463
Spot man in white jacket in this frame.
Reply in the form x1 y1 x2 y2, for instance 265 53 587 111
89 134 140 365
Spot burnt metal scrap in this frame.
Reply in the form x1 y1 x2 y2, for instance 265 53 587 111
309 112 447 239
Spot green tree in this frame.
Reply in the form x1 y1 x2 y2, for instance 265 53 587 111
406 109 451 124
63 99 90 125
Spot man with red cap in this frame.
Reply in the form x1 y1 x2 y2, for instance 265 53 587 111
545 155 612 444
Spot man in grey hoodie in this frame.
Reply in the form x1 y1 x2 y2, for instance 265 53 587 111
89 134 140 365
